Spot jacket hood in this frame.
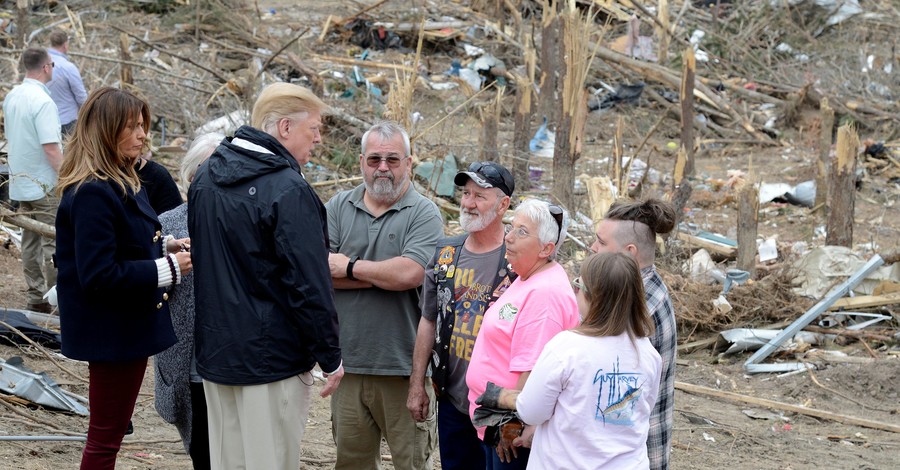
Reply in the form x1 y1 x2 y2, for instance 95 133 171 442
207 125 300 186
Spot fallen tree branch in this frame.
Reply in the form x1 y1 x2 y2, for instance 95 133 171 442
675 381 900 433
0 320 88 384
110 25 229 83
0 206 56 239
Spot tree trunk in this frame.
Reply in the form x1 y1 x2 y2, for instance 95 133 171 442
480 92 500 162
119 33 133 88
512 33 536 191
538 1 560 126
826 125 858 247
15 0 30 48
815 99 834 212
737 183 759 276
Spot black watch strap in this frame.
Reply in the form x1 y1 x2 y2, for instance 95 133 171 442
347 255 360 280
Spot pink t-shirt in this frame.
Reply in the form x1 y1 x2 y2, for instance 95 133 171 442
466 262 580 438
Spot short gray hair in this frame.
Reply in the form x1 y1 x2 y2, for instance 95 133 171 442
360 121 411 156
180 133 223 192
514 198 569 260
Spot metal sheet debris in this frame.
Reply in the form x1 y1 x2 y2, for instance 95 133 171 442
0 357 88 415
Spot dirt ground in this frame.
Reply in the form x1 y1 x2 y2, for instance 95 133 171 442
2 0 900 469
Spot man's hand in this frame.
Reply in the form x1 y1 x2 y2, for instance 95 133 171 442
328 252 349 279
406 383 430 422
495 420 524 463
320 366 344 398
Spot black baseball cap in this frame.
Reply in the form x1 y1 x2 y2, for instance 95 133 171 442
454 161 515 197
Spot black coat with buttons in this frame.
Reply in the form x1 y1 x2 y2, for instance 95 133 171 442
56 179 177 362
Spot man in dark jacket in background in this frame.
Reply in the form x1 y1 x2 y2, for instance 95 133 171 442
188 83 343 470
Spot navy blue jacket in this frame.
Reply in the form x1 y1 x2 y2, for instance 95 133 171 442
188 126 341 386
57 179 177 362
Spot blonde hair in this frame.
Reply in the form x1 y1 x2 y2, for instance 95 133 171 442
180 133 223 193
251 83 329 135
57 87 150 196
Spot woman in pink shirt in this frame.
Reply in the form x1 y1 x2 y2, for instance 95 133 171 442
466 198 580 469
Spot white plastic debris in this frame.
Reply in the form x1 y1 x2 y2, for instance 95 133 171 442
758 238 778 262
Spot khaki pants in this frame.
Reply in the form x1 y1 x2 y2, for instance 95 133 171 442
332 374 436 470
18 196 58 306
203 373 313 470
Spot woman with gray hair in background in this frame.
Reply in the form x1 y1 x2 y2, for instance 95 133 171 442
466 198 581 469
153 132 223 470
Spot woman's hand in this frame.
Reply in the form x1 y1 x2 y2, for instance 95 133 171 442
513 424 535 448
167 237 191 254
174 251 192 276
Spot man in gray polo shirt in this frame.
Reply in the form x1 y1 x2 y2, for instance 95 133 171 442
326 121 443 469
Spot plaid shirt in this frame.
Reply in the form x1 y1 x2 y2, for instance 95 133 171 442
642 265 675 470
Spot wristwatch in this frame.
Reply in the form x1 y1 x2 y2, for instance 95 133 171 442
347 255 360 281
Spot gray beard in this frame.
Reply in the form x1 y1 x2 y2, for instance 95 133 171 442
366 174 405 203
459 200 501 232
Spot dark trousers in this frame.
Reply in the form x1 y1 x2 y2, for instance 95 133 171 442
81 358 147 470
481 441 530 470
437 396 485 470
61 120 76 138
189 381 211 470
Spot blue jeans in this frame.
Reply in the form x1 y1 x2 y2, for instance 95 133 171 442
481 441 530 470
438 397 484 470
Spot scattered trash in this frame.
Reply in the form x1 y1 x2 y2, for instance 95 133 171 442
414 154 459 197
758 237 778 262
589 83 645 112
745 252 890 373
194 110 248 136
759 180 816 208
608 16 658 62
346 19 401 50
685 249 724 285
714 329 782 355
712 295 732 314
689 30 710 62
742 409 789 421
702 432 716 442
722 269 751 295
0 309 61 348
793 246 900 299
529 117 556 160
0 357 88 415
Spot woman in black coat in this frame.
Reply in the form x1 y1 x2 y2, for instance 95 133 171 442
55 87 192 470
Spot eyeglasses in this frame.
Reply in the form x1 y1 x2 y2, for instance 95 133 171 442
44 62 55 69
571 276 585 294
505 203 564 242
506 225 533 240
366 155 407 168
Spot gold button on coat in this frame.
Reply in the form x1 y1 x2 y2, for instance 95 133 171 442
162 293 169 301
156 302 163 309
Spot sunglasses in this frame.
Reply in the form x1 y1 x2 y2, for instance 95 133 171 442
549 204 563 243
366 155 407 168
571 276 585 294
469 162 512 193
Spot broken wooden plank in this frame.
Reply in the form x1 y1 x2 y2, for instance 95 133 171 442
675 381 900 433
827 291 900 310
675 232 736 258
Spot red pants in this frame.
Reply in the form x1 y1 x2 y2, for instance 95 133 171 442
81 358 147 470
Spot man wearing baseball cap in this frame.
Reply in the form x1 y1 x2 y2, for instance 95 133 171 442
408 161 516 469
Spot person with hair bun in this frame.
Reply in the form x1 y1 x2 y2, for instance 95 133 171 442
591 198 677 470
55 87 192 469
